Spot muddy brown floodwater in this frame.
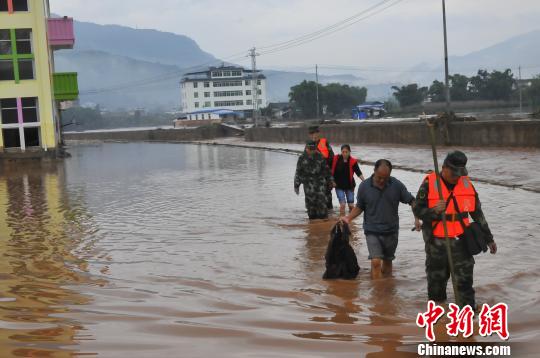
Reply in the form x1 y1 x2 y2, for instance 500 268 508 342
0 142 538 357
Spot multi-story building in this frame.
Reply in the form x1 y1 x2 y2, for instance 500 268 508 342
181 65 267 120
0 0 78 156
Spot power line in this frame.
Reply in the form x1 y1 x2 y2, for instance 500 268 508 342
259 0 405 56
257 0 396 52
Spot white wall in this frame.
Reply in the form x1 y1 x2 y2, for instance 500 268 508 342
181 74 268 113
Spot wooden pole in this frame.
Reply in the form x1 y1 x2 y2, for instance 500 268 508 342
427 120 461 306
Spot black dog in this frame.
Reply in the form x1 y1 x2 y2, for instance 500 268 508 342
323 222 360 279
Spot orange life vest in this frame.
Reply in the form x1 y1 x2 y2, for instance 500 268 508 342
426 172 476 238
331 155 358 186
317 138 330 159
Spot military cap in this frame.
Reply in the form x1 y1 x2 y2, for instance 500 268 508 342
443 150 468 176
308 125 320 134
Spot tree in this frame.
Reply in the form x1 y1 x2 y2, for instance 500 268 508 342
486 69 514 101
289 81 367 118
469 69 514 100
324 83 367 116
289 80 321 118
525 75 540 111
449 74 470 101
428 80 446 102
392 84 428 107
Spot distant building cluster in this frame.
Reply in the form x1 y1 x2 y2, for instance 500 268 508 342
180 65 267 120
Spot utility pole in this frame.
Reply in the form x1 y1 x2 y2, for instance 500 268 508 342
249 47 260 127
518 65 523 114
315 64 320 119
442 0 451 114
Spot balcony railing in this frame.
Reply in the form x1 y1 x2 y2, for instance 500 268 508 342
48 17 75 49
53 72 79 101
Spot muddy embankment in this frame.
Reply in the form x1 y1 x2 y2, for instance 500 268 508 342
64 124 243 142
246 120 540 148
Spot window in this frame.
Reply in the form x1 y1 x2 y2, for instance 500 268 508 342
245 80 251 86
193 82 198 88
246 100 253 105
204 92 210 98
194 102 199 108
21 97 37 122
0 98 17 124
15 29 31 54
2 128 20 148
231 70 241 76
246 90 251 96
194 92 199 98
24 127 39 147
257 80 261 85
0 0 28 12
211 71 223 77
0 60 15 81
0 28 34 82
214 90 243 97
223 71 231 76
257 89 262 95
204 82 210 88
214 100 243 107
213 80 242 87
0 97 40 150
204 101 211 107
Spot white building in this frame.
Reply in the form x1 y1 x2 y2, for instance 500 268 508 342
180 65 267 119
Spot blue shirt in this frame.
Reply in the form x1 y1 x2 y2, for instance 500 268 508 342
356 175 414 234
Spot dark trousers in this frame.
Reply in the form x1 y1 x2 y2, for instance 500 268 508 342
425 237 475 307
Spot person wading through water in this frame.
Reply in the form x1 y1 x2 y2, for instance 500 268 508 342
341 159 421 279
413 151 497 308
331 144 365 215
308 126 334 210
294 140 336 220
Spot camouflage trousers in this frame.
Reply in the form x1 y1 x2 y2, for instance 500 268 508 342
304 185 328 220
325 187 333 209
425 237 475 308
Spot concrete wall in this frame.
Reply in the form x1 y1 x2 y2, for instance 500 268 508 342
64 124 242 142
245 120 540 148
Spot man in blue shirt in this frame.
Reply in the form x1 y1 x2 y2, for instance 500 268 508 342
342 159 421 279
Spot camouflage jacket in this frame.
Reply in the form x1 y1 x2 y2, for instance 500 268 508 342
294 151 334 189
413 177 494 243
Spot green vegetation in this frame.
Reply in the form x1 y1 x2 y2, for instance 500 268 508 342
61 106 174 131
289 80 367 118
525 75 540 113
391 84 428 107
395 69 518 108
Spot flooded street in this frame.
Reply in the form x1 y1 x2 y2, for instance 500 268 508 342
0 142 539 357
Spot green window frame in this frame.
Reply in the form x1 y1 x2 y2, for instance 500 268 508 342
0 28 34 83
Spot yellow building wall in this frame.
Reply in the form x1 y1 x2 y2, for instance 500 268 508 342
0 0 57 150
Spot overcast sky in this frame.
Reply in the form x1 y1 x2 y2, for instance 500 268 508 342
50 0 540 72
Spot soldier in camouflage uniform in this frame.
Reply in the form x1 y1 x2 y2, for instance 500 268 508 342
413 151 497 308
294 141 335 220
308 126 335 210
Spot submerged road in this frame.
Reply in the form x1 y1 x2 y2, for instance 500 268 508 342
0 142 537 357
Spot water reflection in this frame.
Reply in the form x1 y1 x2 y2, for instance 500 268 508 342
0 161 98 356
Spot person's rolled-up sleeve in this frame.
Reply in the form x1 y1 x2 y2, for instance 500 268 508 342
400 181 415 204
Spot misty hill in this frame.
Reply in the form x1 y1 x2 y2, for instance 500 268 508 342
397 29 540 85
72 20 216 68
54 20 370 109
55 50 181 110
